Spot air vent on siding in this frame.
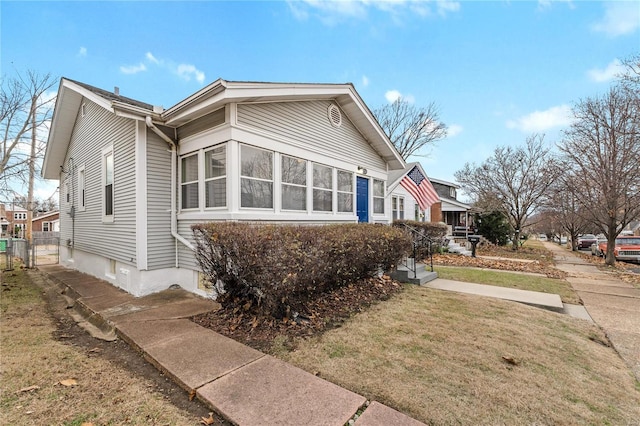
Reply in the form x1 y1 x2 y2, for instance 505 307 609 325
327 104 342 128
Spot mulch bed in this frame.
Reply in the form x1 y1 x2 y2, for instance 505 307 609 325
192 275 403 353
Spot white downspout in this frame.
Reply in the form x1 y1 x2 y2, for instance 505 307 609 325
145 117 195 258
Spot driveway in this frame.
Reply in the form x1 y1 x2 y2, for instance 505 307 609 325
544 242 640 381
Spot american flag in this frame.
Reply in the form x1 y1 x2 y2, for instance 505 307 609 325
400 166 440 210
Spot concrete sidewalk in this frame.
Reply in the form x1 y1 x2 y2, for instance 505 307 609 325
543 242 640 381
38 265 425 426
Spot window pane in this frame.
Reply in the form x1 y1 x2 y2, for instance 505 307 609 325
205 178 226 208
373 198 384 214
313 189 332 212
105 184 113 215
282 156 306 185
181 154 198 182
205 147 226 179
182 182 199 209
282 185 306 210
338 193 353 212
313 164 332 189
241 178 273 208
373 179 384 197
105 153 113 185
241 145 272 180
337 170 352 192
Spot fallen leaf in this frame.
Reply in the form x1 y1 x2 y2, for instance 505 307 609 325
81 423 95 426
88 347 102 353
16 385 39 394
189 389 196 401
59 378 78 387
200 412 215 425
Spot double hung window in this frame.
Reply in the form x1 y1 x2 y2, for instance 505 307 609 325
337 170 353 212
205 146 226 208
313 164 333 212
373 179 385 214
102 146 114 220
281 155 307 211
181 154 199 209
240 145 273 209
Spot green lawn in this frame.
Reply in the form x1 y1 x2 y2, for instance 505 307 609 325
434 266 581 304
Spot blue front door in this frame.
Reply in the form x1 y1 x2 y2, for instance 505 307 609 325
356 176 369 223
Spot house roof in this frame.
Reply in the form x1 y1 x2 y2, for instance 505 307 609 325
440 196 473 212
429 177 460 189
387 162 429 190
43 78 405 179
32 210 60 221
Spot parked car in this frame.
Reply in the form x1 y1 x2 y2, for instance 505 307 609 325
577 234 597 250
598 236 640 263
590 237 607 256
538 234 547 241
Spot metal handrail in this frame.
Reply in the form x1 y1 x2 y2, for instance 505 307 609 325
399 223 435 278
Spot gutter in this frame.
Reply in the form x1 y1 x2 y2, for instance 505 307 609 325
145 116 195 255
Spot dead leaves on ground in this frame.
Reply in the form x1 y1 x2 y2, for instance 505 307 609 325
58 378 78 387
433 254 566 279
16 385 40 394
200 412 215 425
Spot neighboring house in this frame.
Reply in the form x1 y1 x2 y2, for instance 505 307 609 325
387 162 440 223
0 204 28 238
429 177 473 236
32 211 60 232
43 78 406 297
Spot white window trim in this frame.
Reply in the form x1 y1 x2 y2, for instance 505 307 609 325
102 145 114 223
77 164 86 212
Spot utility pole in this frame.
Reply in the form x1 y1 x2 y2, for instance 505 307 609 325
26 95 36 245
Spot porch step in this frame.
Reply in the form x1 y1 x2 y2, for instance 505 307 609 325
391 263 438 285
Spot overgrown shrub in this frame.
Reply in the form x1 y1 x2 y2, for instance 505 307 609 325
392 220 448 240
192 222 411 318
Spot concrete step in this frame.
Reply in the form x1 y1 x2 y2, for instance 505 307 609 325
391 264 438 285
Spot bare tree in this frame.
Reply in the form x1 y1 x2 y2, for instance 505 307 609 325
1 71 57 199
545 171 592 251
558 84 640 265
373 98 447 159
454 134 557 249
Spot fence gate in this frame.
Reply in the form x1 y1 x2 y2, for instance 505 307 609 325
32 235 60 266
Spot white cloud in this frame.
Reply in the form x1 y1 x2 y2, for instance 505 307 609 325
588 59 625 83
506 105 574 132
288 0 460 24
361 75 369 87
385 90 402 103
591 2 640 37
120 52 206 85
146 52 160 64
120 62 147 74
447 124 463 137
176 64 206 84
77 47 87 57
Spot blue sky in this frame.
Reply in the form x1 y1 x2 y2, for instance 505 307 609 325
2 0 638 201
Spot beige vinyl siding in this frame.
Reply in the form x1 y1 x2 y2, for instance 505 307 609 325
146 131 175 269
237 100 386 170
59 100 137 265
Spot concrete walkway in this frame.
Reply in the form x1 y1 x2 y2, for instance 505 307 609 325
37 265 425 426
542 242 640 381
426 278 564 312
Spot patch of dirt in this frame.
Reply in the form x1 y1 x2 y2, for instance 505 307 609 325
431 253 567 279
192 276 403 353
32 271 228 425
